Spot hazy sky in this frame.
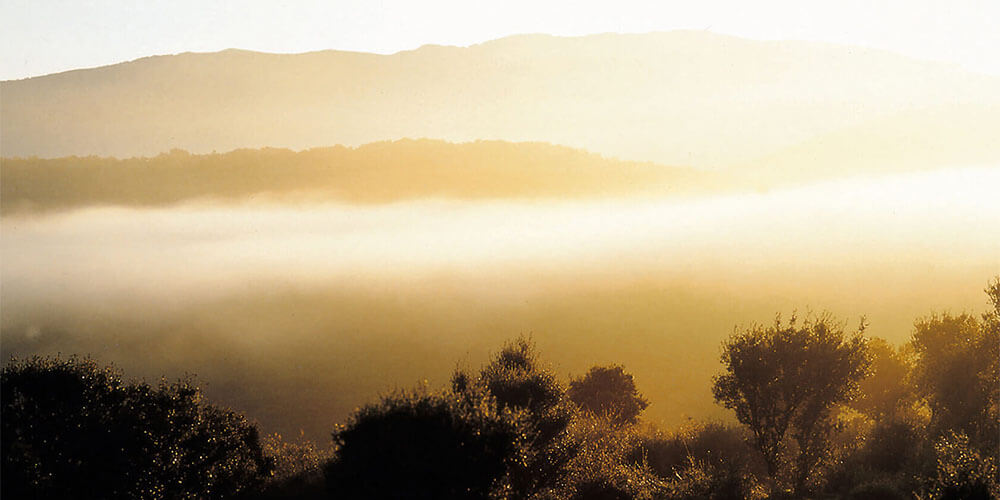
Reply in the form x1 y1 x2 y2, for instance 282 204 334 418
2 0 999 80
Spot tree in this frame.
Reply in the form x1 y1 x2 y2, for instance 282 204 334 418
568 365 649 427
851 337 915 422
2 356 271 500
909 280 1000 451
323 389 527 500
712 313 870 495
453 336 578 496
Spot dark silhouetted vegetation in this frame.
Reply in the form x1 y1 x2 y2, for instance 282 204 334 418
453 337 579 496
712 313 871 495
568 365 649 427
1 356 271 499
911 311 999 450
3 279 998 499
323 389 527 499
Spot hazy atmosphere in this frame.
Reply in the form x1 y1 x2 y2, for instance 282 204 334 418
2 3 998 499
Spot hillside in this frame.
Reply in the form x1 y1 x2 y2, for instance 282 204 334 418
4 31 997 175
0 139 710 214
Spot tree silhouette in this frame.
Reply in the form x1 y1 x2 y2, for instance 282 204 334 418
2 356 271 500
712 314 870 495
568 365 648 427
323 389 526 500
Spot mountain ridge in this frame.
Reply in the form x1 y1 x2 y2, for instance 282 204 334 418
3 31 997 173
9 31 983 82
1 138 719 215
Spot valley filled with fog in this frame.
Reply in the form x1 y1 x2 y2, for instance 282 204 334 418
4 165 997 441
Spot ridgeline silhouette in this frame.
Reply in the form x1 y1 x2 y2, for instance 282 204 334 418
4 32 998 182
0 139 709 215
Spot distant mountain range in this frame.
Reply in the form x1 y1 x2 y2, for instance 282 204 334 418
4 31 997 178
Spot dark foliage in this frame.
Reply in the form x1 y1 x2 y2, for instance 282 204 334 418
556 418 667 500
8 280 1000 499
570 479 633 500
923 431 998 499
712 313 871 494
629 423 759 480
568 365 649 427
845 479 911 500
456 336 580 496
323 389 527 499
2 356 271 500
824 419 932 499
852 337 915 422
247 433 332 499
910 311 999 450
626 423 760 499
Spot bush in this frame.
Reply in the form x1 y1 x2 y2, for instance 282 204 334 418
824 419 931 498
922 431 998 500
323 389 528 499
568 365 649 427
2 356 271 500
250 433 333 499
558 418 667 500
910 310 1000 452
455 336 579 495
628 423 761 499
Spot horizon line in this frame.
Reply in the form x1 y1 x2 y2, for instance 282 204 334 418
1 29 974 83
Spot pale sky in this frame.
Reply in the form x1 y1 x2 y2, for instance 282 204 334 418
2 0 999 80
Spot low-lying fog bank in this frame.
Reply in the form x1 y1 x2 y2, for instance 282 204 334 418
2 166 998 442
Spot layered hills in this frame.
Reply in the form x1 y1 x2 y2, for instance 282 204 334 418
4 31 997 177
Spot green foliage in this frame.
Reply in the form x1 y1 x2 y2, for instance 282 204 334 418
323 388 528 499
1 356 271 500
711 313 871 494
568 365 649 427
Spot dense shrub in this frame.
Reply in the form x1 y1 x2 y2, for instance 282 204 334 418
911 312 999 448
323 389 528 499
558 418 667 500
628 423 761 499
2 356 271 500
249 433 333 499
921 431 999 500
455 336 580 496
824 419 931 498
568 365 649 427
